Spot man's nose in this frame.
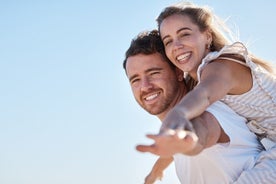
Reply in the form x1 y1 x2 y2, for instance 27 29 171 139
140 78 153 92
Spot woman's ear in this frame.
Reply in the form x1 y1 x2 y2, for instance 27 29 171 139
206 29 213 47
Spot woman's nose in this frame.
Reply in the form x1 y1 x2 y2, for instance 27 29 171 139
172 39 183 51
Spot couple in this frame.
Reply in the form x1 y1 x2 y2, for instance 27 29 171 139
123 2 276 184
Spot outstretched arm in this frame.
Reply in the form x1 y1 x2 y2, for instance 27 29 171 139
160 59 252 133
144 157 173 184
137 111 228 157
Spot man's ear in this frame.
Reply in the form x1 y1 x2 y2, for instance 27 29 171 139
176 68 184 81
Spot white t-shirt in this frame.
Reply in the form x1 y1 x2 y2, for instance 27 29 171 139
173 101 263 184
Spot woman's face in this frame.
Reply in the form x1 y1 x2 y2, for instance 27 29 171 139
159 14 211 78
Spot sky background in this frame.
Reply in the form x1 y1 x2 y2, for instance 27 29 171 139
0 1 275 184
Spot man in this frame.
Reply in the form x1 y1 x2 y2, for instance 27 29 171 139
123 30 262 184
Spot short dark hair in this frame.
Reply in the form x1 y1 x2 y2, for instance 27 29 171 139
123 29 174 70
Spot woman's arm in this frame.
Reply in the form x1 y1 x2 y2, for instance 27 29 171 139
160 59 252 133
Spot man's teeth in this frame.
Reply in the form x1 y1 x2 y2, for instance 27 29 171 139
145 93 158 101
177 53 190 61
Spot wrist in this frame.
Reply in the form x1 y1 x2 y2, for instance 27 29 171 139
173 106 188 119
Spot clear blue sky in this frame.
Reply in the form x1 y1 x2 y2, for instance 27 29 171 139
0 1 275 184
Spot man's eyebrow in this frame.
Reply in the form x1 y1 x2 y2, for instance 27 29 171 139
162 27 192 42
129 74 138 82
128 67 163 82
145 67 163 73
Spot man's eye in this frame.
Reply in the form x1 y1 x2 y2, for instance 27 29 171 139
151 72 159 75
131 78 139 84
150 72 161 76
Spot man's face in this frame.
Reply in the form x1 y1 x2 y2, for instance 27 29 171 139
125 53 183 118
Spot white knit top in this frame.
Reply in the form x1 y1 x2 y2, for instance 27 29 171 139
197 42 276 142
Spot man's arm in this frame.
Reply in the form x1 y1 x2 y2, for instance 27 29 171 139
136 111 229 157
144 157 173 184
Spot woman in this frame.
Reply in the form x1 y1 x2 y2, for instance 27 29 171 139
146 1 276 183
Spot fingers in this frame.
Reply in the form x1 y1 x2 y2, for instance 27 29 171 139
136 144 153 153
160 128 190 139
146 134 159 140
185 130 199 142
136 131 199 157
159 128 176 136
144 131 197 143
175 129 187 139
135 134 162 153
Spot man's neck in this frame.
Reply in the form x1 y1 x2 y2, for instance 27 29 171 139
157 87 186 121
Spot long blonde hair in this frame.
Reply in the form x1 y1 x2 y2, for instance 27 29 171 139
156 1 276 77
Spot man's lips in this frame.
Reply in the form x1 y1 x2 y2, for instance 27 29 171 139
143 91 161 103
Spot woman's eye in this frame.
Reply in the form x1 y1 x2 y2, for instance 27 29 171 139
164 39 172 46
180 32 190 37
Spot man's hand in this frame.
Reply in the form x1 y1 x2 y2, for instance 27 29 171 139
144 171 163 184
136 130 198 157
